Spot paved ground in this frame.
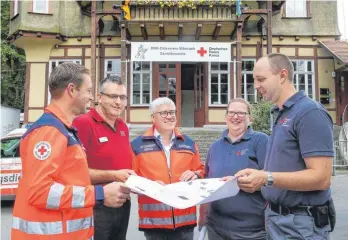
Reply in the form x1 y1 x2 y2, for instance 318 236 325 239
2 174 348 240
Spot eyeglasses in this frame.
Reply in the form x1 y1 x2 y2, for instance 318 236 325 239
226 111 248 118
100 92 127 101
153 110 176 118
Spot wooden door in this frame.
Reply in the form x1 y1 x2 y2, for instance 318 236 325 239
336 72 348 125
194 63 205 127
153 63 181 126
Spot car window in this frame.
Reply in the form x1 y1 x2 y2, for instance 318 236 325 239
1 138 21 158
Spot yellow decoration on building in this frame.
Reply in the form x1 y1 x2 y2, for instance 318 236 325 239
122 0 131 20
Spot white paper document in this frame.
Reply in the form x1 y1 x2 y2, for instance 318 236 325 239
125 176 240 209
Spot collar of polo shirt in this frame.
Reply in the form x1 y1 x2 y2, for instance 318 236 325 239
222 126 254 143
272 90 307 113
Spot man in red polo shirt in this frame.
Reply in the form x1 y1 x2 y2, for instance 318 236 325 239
73 75 134 240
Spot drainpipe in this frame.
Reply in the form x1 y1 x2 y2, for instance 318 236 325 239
91 0 97 102
266 0 272 54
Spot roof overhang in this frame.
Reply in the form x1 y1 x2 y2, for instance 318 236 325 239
318 40 348 70
7 30 65 45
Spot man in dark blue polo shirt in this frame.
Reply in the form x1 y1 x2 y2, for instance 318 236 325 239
235 53 335 239
199 98 268 240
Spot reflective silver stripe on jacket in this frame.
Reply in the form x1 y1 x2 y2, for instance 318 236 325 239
142 203 172 211
46 182 64 209
139 213 196 226
66 216 94 233
88 237 94 240
175 214 196 224
72 186 85 208
12 217 63 235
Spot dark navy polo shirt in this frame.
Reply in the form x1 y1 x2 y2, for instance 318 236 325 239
206 127 268 233
262 91 334 207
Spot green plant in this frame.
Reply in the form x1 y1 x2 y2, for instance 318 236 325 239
1 0 26 110
251 100 273 135
135 0 236 9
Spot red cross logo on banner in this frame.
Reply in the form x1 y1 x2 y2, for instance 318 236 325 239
197 47 207 57
33 141 51 160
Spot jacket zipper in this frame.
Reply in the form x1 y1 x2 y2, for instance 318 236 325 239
164 150 175 230
168 170 176 230
157 138 176 230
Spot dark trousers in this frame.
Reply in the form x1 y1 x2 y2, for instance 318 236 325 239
144 228 194 240
94 200 131 240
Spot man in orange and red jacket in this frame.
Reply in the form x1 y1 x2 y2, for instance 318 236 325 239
12 63 130 240
131 97 205 240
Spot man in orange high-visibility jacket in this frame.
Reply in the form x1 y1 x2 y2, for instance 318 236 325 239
12 63 131 240
131 97 205 240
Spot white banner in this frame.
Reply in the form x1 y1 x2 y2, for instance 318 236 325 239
131 42 232 62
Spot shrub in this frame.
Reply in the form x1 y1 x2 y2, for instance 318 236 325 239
251 100 273 135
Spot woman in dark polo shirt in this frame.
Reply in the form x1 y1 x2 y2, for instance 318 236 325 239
199 98 269 240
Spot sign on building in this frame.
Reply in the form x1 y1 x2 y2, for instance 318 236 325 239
131 42 232 62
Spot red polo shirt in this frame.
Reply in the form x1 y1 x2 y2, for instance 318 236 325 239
72 108 132 171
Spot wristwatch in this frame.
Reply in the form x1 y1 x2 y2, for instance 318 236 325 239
95 185 104 204
264 172 274 187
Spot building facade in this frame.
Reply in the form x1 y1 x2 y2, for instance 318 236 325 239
8 0 347 127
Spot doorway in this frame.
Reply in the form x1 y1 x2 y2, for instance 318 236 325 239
153 63 182 126
153 62 206 127
181 64 195 127
180 63 206 127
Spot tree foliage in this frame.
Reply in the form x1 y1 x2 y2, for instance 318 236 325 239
1 0 26 110
251 100 273 135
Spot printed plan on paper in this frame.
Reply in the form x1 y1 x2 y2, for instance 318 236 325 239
125 176 240 209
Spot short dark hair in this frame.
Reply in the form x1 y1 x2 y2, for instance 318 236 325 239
99 75 125 92
49 62 89 99
266 53 294 81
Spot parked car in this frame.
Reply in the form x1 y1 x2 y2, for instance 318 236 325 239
1 105 21 137
1 128 26 200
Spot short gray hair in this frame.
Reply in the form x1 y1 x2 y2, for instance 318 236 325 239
266 53 294 81
149 97 176 115
49 62 89 99
99 75 125 92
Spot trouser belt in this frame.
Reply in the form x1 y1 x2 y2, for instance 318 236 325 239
268 202 312 216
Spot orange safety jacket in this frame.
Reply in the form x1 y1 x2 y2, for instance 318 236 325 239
131 126 204 231
11 104 95 240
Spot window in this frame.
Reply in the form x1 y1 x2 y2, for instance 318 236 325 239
209 62 230 106
1 138 21 158
49 59 81 75
47 59 82 104
104 59 121 78
195 64 204 108
33 0 49 14
158 63 177 104
292 60 315 99
241 60 257 103
285 0 307 18
131 62 152 105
